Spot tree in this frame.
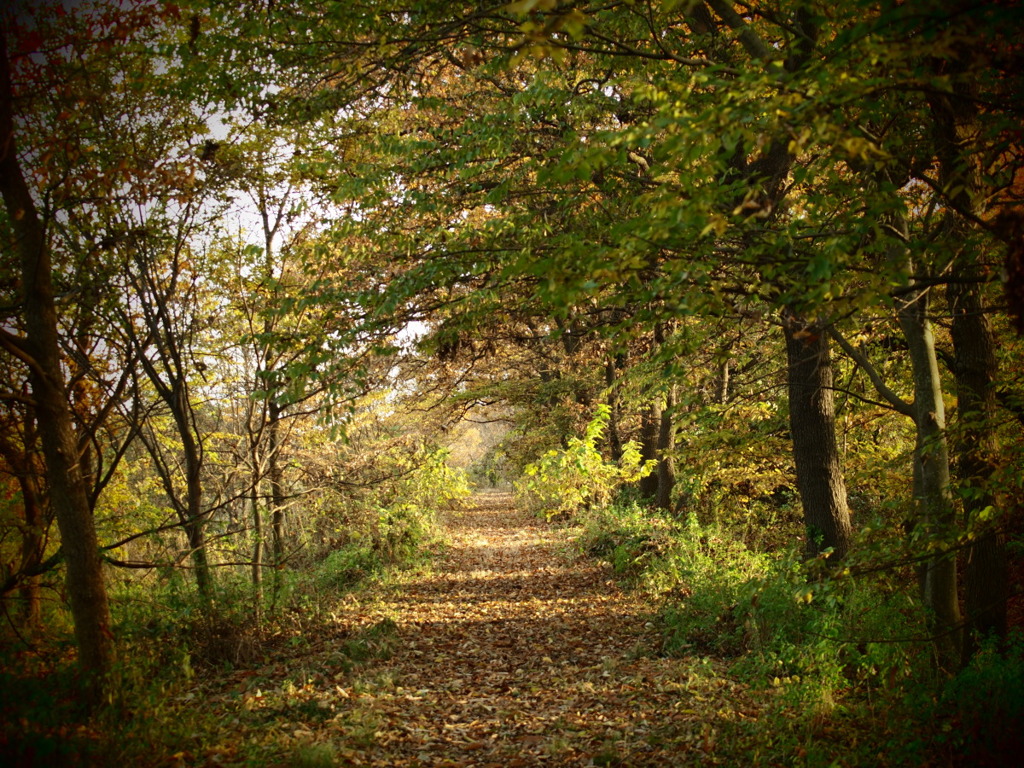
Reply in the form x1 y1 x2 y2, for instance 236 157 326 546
783 314 853 560
0 377 47 627
0 20 114 700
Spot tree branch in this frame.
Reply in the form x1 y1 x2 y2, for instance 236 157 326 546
705 0 772 61
828 327 915 417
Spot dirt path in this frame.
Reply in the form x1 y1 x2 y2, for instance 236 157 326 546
313 491 752 767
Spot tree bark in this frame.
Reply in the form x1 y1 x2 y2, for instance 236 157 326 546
0 29 113 702
268 400 286 600
251 468 264 593
16 472 45 627
638 401 661 500
0 414 46 628
782 313 853 561
164 375 213 602
929 51 1007 661
655 384 677 512
184 445 211 600
715 359 730 405
183 472 211 599
949 279 1007 657
897 284 962 671
604 358 623 463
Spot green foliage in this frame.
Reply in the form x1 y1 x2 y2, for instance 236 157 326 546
670 396 795 541
657 516 770 658
515 404 655 518
403 447 473 511
577 494 935 763
577 495 681 584
290 742 339 768
929 632 1024 765
315 544 383 591
309 503 435 598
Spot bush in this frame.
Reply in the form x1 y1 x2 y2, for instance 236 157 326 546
577 498 928 704
931 631 1024 765
658 514 770 657
578 497 681 584
316 544 382 590
516 405 654 518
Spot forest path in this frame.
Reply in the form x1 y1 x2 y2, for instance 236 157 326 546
310 491 753 767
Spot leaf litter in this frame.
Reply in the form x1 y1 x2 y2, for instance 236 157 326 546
183 491 767 766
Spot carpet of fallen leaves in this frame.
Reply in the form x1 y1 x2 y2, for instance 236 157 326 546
182 492 770 767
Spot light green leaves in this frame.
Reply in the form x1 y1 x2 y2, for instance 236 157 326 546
516 405 656 518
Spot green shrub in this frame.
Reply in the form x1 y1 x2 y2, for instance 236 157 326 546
930 631 1024 765
402 448 472 510
658 515 770 657
578 497 680 584
316 544 383 590
516 404 654 518
576 500 927 706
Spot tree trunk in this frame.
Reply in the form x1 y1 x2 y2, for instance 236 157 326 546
0 418 46 628
897 285 962 671
638 401 661 500
16 473 45 628
604 358 623 463
0 30 113 702
173 383 213 602
655 385 677 512
949 279 1007 657
783 313 853 561
268 400 286 602
715 359 730 405
930 52 1007 662
251 475 264 592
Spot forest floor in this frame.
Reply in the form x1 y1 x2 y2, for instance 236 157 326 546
192 491 770 767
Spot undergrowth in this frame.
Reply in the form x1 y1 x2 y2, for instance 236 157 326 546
0 490 451 767
575 492 1022 766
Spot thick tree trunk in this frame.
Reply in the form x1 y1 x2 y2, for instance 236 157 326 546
33 369 114 695
949 280 1007 657
184 511 212 602
638 401 661 500
897 287 962 671
782 314 853 561
640 325 675 507
0 30 113 701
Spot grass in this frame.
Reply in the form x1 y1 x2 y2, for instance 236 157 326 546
0 502 441 768
573 493 1023 767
